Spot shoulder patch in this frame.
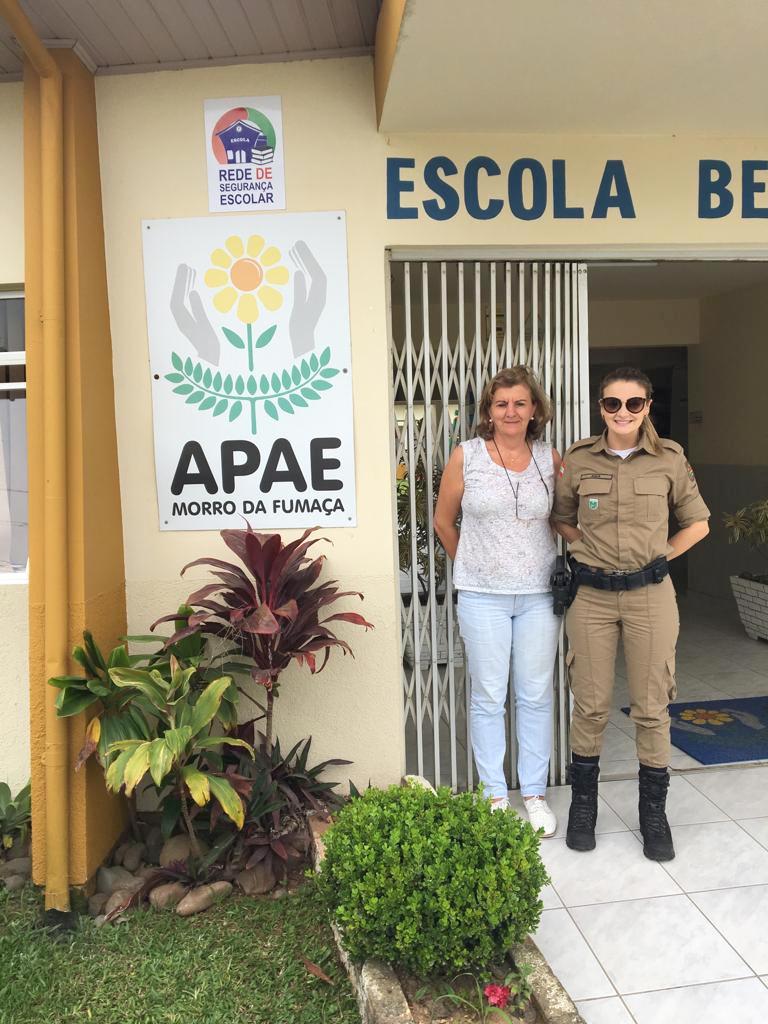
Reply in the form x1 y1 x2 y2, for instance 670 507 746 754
684 459 697 484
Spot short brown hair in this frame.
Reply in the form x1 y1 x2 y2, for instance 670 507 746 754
476 366 552 441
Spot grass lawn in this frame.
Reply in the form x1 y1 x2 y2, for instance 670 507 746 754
0 881 360 1024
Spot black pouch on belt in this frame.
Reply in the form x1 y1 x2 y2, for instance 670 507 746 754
550 554 576 616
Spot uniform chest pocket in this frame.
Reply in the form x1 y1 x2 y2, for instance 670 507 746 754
577 476 613 520
634 476 669 522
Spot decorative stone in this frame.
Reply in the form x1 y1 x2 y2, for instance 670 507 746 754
236 862 277 895
96 865 138 896
149 882 188 910
88 892 109 918
402 774 437 794
144 826 164 865
174 881 232 917
122 843 146 873
104 889 135 917
3 875 25 892
0 858 30 879
137 865 161 881
111 841 130 866
159 834 208 867
93 915 108 928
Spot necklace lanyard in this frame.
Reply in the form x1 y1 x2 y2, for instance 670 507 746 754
491 437 550 520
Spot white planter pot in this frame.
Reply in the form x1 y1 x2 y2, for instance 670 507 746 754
730 574 768 642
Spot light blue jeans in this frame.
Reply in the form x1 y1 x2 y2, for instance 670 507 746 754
457 590 560 799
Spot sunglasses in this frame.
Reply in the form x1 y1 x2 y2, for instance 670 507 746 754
599 396 648 414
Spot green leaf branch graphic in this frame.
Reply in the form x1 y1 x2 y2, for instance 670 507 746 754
166 347 340 435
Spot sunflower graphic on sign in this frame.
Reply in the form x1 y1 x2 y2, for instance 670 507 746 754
164 232 337 436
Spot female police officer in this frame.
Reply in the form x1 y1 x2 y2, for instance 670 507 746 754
552 367 710 861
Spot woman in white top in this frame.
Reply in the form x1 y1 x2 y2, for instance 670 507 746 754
434 366 562 836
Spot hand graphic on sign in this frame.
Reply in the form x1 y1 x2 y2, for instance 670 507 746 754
170 264 220 366
289 240 327 358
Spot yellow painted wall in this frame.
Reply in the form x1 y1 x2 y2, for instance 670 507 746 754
0 82 23 285
93 55 768 788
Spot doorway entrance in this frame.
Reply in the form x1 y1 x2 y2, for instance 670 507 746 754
588 260 768 775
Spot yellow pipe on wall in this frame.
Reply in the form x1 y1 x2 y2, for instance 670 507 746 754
0 0 69 912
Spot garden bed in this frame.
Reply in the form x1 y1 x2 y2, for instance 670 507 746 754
0 881 359 1024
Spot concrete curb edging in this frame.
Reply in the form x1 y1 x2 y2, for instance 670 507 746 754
308 815 585 1024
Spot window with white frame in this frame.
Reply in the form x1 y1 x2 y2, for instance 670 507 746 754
0 293 27 574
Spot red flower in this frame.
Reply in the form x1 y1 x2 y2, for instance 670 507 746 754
484 984 511 1009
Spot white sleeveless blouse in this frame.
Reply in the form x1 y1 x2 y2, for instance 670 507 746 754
453 437 557 594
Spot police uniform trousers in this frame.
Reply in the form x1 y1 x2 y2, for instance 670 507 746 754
565 575 679 767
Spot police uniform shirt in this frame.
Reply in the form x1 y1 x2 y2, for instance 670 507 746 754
552 430 710 571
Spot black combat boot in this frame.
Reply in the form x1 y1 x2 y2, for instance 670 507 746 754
565 755 600 852
638 765 675 862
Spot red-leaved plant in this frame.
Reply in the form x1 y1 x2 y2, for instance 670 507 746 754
152 527 373 752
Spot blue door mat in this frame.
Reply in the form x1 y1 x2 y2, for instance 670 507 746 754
621 696 768 765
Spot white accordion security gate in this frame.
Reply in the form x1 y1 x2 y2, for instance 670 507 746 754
389 257 590 791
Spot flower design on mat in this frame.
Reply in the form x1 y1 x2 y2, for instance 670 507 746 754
679 709 734 726
204 234 288 324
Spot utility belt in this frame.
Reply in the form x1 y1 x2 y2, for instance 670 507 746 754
572 555 669 592
550 555 668 615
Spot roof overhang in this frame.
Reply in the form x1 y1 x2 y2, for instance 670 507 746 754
376 0 768 136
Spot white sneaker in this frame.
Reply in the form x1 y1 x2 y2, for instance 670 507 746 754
523 796 557 837
491 796 511 812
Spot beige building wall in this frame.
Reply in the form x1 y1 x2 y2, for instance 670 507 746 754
93 55 768 785
3 54 768 791
688 281 768 598
589 298 700 349
0 82 28 794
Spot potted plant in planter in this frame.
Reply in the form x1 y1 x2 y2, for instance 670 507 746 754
724 498 768 641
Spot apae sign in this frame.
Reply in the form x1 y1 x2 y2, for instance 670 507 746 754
142 212 356 530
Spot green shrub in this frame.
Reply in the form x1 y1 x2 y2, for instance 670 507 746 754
317 785 549 976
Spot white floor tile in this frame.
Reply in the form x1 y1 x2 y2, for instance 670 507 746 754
625 978 768 1024
600 758 642 778
737 817 768 850
686 765 768 818
538 832 680 907
507 786 628 842
691 885 768 974
670 752 704 769
570 896 750 994
601 723 637 761
575 996 635 1024
540 883 562 910
531 909 615 1002
656 821 768 893
599 775 727 831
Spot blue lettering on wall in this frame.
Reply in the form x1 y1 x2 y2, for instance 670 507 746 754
552 159 584 219
508 159 547 220
464 156 503 220
742 160 768 218
592 161 636 219
423 156 460 220
698 160 733 219
386 157 418 220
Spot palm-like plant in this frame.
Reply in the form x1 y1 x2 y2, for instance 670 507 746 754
152 527 374 753
106 658 254 860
